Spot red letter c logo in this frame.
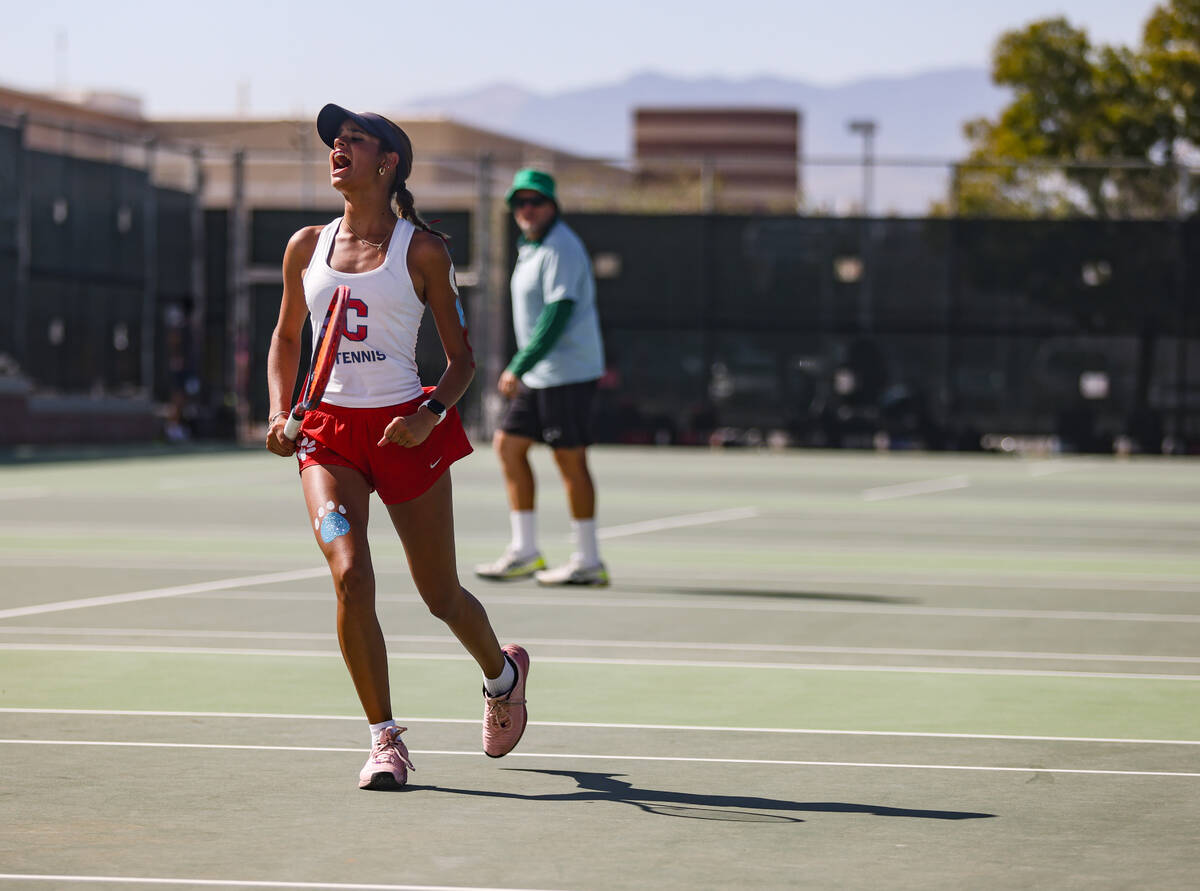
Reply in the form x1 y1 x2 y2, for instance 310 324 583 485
344 298 368 342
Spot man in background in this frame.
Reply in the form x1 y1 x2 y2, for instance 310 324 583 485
475 169 609 586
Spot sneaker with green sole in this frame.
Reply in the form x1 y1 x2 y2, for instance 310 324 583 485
474 549 546 581
534 557 610 587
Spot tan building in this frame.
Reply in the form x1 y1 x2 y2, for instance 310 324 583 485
2 85 801 214
634 107 802 211
0 85 162 175
0 85 153 138
152 115 632 212
0 83 631 211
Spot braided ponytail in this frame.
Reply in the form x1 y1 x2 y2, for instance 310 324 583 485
391 180 449 242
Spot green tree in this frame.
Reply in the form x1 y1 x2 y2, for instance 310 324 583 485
1143 0 1200 151
950 2 1199 217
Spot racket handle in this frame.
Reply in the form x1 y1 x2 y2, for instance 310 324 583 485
283 412 303 441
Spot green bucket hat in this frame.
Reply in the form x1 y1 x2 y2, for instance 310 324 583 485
505 168 557 206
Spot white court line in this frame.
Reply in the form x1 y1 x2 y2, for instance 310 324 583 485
0 556 289 571
1027 461 1100 478
4 626 1197 665
0 739 1196 778
0 507 756 621
0 487 50 501
184 591 1200 624
450 596 1200 624
0 875 554 891
597 507 759 539
3 642 1198 680
2 555 1197 592
156 471 282 491
789 573 1200 593
4 708 1198 746
0 568 329 620
862 475 969 501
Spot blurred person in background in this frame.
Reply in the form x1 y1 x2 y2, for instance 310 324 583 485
475 169 609 586
265 104 529 791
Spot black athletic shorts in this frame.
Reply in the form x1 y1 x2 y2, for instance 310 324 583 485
500 379 597 448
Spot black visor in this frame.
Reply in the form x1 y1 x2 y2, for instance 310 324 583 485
317 103 408 157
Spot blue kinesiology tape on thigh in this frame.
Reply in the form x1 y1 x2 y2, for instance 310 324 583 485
314 501 351 543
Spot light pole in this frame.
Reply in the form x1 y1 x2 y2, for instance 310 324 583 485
847 119 877 216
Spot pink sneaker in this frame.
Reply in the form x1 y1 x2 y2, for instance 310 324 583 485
483 644 529 758
358 725 415 791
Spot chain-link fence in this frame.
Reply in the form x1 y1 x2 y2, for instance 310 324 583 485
0 111 205 442
1 110 1196 452
564 213 1197 453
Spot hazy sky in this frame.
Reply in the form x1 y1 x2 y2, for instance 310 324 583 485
0 0 1165 117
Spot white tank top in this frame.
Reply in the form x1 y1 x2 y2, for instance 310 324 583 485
302 217 426 407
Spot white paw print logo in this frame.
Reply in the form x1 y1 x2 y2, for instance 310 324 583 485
315 501 350 543
296 435 316 461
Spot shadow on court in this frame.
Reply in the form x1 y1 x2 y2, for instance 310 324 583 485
636 584 915 604
405 770 994 824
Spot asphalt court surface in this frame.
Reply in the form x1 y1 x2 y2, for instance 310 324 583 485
1 445 1198 889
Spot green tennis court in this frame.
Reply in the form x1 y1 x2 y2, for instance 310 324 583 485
1 445 1198 890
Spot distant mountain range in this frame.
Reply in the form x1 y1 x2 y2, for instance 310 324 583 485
400 68 1011 214
402 67 1007 158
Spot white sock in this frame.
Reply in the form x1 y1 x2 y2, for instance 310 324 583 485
370 719 396 745
573 517 600 566
510 510 537 557
484 655 516 697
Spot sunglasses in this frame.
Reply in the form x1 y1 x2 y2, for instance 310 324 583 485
511 195 549 209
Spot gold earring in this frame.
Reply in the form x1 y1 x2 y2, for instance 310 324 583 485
378 165 386 176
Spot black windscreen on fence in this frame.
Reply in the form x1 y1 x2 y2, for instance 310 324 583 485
0 125 17 252
546 214 1198 451
1 138 197 404
4 143 1198 453
0 126 20 362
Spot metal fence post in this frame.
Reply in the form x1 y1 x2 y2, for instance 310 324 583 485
13 113 30 372
228 148 251 440
1173 164 1191 448
949 163 962 215
141 138 159 399
189 147 206 400
701 157 716 212
945 215 960 443
475 152 506 436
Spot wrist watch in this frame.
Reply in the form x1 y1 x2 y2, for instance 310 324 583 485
421 398 447 425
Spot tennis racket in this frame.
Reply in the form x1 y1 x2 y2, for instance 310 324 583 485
284 285 350 441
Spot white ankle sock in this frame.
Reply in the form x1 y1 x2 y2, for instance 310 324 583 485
370 719 396 745
510 510 537 556
573 517 600 566
484 655 516 697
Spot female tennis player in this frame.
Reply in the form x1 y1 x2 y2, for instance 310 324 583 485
265 104 529 790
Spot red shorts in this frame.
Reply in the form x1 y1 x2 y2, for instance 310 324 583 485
295 388 473 504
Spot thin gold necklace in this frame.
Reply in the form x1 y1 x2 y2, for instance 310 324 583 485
344 219 391 251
